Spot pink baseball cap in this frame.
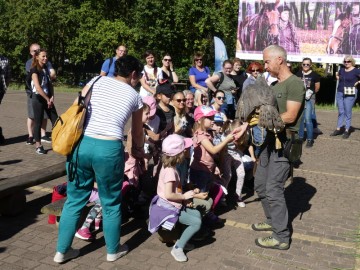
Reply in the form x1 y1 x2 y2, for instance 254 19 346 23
162 134 193 156
142 96 157 117
194 105 217 121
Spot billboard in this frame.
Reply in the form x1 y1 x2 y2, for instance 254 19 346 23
236 0 360 64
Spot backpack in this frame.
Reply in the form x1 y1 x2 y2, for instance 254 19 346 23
52 76 101 156
215 71 225 90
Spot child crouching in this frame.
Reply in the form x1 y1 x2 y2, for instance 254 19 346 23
148 134 202 262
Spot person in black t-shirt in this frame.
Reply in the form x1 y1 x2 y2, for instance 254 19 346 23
295 57 320 148
230 58 247 102
160 53 178 85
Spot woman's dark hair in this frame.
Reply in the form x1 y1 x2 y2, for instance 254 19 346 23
222 59 233 67
31 48 47 71
142 50 157 76
114 55 144 78
143 50 155 59
214 90 225 97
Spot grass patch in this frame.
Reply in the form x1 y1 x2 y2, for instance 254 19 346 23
316 103 360 112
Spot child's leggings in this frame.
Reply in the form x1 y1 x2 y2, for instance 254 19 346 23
81 201 102 229
222 152 245 199
177 208 202 248
209 183 223 210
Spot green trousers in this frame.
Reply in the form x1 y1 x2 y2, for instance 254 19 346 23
57 135 124 254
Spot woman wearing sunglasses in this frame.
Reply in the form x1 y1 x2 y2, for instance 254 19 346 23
188 52 210 106
171 91 193 137
160 53 178 84
210 90 228 122
242 62 264 92
206 60 237 119
330 55 360 139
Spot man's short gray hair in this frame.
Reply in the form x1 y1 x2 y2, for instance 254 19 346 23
264 45 287 61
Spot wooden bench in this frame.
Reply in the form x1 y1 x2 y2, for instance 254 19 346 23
0 161 66 216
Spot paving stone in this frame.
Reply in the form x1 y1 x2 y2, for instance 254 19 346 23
1 93 360 270
2 255 21 264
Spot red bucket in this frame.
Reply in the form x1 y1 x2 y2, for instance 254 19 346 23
48 183 67 224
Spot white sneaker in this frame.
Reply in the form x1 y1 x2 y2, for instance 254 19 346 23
171 245 187 262
237 201 246 208
107 244 129 262
53 248 80 263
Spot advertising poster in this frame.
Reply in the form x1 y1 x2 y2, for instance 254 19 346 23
236 0 360 64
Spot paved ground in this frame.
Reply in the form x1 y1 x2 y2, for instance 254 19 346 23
0 90 359 270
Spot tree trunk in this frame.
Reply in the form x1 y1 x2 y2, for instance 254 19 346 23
310 2 322 30
291 2 300 28
299 3 305 29
305 3 311 29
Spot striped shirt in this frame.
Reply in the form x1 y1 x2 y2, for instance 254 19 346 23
84 76 143 140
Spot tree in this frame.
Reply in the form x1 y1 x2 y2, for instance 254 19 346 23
310 2 322 30
0 0 240 83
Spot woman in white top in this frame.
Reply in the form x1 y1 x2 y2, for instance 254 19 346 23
139 50 162 97
54 55 144 264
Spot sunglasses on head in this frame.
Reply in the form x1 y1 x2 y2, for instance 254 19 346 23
302 63 311 67
175 98 186 103
216 96 225 100
163 58 172 62
343 60 352 63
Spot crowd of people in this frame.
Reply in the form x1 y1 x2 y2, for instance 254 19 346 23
52 44 306 264
0 42 359 264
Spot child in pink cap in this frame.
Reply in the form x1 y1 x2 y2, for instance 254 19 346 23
153 134 202 262
189 105 235 222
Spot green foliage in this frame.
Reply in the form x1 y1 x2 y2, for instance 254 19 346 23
1 0 238 83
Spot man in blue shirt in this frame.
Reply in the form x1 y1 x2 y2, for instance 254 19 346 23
100 45 127 77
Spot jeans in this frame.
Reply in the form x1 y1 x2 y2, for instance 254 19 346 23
310 99 318 129
336 91 358 130
57 136 125 254
298 99 314 140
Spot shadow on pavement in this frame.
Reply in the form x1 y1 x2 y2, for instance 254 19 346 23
285 176 317 226
0 192 52 241
2 135 28 146
0 159 22 165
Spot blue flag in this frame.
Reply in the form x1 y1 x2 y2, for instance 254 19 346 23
214 36 228 72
